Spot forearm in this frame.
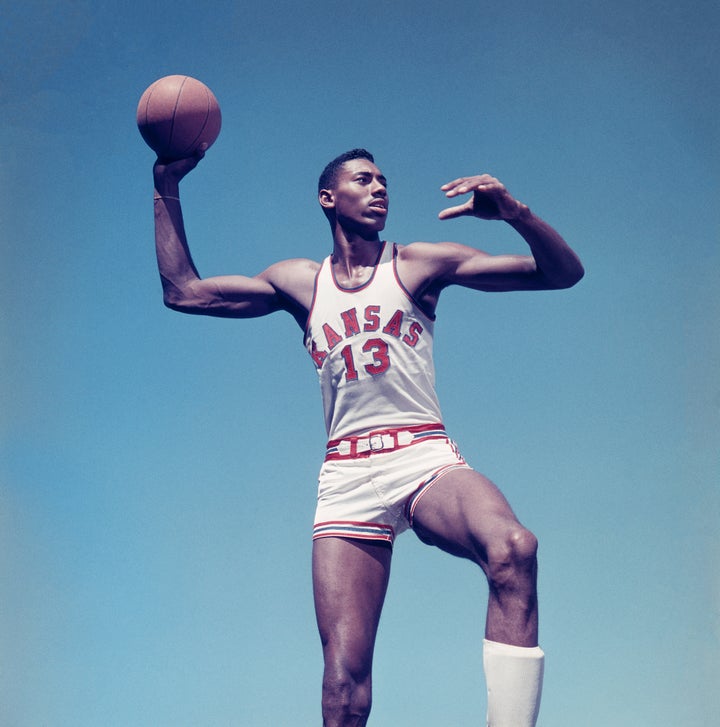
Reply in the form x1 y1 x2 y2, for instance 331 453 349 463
507 208 584 288
153 178 202 307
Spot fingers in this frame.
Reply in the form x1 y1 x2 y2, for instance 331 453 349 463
438 176 492 220
153 146 206 181
439 174 524 221
438 202 471 220
440 174 498 198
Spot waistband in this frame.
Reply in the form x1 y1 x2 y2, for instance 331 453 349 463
325 423 447 460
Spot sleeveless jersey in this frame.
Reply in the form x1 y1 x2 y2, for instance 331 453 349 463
304 242 443 440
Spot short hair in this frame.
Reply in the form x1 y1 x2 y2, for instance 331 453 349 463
318 148 375 193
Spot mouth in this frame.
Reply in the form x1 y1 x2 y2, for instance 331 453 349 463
368 200 388 214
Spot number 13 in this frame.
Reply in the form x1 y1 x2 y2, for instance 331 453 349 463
340 338 390 381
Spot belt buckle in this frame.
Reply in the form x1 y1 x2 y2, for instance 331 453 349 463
368 434 385 452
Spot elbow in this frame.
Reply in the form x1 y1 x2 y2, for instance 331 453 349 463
163 291 201 314
559 263 585 289
161 279 196 313
164 296 189 313
570 261 585 287
548 259 584 290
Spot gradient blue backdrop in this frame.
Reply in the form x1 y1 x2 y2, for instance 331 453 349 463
1 1 718 725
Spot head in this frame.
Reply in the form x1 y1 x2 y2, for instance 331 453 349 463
318 148 376 195
318 149 388 234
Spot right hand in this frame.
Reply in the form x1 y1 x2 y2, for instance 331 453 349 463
153 144 207 188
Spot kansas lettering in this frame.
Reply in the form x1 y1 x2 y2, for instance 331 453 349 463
310 305 424 370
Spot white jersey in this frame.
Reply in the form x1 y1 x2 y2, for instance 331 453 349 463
304 242 443 440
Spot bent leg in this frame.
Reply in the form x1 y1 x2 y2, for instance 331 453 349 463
411 468 543 726
410 467 538 647
312 537 392 727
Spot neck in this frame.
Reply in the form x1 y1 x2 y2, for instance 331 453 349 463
329 230 384 287
330 224 383 268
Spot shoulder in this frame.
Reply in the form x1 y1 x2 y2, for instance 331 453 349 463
260 257 321 282
258 257 321 311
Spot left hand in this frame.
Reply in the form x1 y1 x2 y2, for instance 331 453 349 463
438 174 528 221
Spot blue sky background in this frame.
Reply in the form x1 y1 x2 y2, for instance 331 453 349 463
1 1 718 725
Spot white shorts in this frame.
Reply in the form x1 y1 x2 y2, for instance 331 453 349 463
313 424 470 547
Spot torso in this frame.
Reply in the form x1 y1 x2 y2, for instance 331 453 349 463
304 241 443 439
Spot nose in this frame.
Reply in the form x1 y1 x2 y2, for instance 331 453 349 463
371 179 387 197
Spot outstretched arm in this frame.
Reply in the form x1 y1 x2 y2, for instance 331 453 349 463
152 153 312 320
429 174 584 292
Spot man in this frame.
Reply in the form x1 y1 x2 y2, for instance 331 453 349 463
152 147 584 726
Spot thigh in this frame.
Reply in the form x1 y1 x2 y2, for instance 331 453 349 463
410 467 523 567
312 537 392 675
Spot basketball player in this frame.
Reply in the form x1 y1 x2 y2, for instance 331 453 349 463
151 148 584 726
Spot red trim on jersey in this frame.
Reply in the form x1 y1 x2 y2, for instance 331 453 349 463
391 243 437 322
303 264 323 343
330 241 387 292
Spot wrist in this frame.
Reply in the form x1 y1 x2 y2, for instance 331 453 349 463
152 167 181 196
153 179 180 198
506 203 532 224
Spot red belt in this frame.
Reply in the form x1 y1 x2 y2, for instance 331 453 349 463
325 423 447 460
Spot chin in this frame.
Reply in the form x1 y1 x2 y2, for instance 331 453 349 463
370 214 387 231
362 219 385 232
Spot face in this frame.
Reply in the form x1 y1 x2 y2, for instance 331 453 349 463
320 159 389 234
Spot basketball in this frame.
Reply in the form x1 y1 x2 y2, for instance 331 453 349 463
136 75 222 160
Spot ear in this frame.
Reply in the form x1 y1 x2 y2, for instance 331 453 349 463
319 188 335 211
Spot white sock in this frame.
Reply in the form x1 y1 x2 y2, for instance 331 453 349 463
482 638 545 727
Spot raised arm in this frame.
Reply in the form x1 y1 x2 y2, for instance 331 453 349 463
439 174 583 289
399 174 583 306
152 153 315 323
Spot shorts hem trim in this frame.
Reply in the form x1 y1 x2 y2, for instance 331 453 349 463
405 462 471 526
313 520 395 545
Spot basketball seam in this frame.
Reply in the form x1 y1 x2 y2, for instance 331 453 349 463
139 85 153 141
185 93 211 156
168 76 188 155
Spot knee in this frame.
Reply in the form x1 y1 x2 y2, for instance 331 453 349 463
321 666 372 724
485 525 538 589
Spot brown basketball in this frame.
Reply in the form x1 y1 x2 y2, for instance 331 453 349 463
136 75 222 160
